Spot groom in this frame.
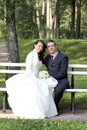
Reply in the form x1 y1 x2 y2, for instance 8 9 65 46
43 40 70 115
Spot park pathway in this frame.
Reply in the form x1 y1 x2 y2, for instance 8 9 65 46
0 43 9 62
0 43 87 122
0 109 87 122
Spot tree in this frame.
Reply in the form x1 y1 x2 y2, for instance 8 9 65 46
69 0 75 38
6 0 20 63
1 0 87 40
54 0 60 38
46 0 53 38
75 0 81 38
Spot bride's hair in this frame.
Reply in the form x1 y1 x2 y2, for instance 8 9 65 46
34 40 46 61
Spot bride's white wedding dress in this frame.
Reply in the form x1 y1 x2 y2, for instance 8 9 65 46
6 49 58 119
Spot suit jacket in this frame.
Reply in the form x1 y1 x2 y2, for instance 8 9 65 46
43 51 70 89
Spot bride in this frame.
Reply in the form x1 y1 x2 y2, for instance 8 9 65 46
6 40 58 119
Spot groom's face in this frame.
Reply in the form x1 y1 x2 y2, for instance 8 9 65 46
47 42 56 54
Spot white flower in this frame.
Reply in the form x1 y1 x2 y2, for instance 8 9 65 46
39 70 50 79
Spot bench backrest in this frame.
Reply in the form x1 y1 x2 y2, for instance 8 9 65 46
68 64 87 75
68 64 87 89
0 63 26 74
0 63 87 74
0 63 87 89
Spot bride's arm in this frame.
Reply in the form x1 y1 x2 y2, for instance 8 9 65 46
25 53 33 72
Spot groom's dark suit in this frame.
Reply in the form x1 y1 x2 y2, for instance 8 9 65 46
43 51 70 108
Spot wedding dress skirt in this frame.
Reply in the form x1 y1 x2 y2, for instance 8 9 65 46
6 71 58 119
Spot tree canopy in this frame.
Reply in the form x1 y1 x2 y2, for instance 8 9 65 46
0 0 87 39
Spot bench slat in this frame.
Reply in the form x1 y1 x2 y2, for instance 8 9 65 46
1 70 87 75
0 88 7 91
0 70 25 74
65 89 87 92
0 63 26 67
1 63 87 68
68 71 87 75
68 64 87 68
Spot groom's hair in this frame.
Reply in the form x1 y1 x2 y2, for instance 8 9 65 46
46 39 56 46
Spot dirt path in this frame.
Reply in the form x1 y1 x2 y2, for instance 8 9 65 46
0 43 9 62
0 109 87 122
50 109 87 122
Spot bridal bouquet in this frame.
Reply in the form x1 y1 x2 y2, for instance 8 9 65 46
39 70 50 79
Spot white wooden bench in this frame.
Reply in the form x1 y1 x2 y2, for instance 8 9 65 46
65 64 87 114
0 63 87 114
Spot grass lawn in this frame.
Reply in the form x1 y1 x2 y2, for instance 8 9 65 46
0 118 87 130
18 39 87 64
0 39 87 129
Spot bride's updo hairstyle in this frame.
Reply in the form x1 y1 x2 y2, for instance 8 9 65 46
34 40 46 61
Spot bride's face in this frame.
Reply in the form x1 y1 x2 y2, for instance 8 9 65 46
34 42 43 53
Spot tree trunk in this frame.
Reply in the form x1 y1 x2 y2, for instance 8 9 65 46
46 0 53 38
75 0 81 39
55 0 60 38
6 0 20 63
69 0 75 38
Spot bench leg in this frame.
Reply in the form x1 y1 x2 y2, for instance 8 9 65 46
71 92 75 114
3 91 7 112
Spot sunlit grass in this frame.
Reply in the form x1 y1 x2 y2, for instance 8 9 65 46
18 39 87 63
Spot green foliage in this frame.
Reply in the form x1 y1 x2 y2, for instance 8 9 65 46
0 118 87 130
0 0 87 39
18 39 37 61
53 39 87 64
0 0 6 20
0 73 5 106
16 0 39 39
0 20 6 41
18 39 87 63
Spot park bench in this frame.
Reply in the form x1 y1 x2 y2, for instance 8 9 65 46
0 63 87 114
65 64 87 114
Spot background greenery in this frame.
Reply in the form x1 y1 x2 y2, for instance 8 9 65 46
0 39 87 129
0 0 87 39
18 38 87 63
